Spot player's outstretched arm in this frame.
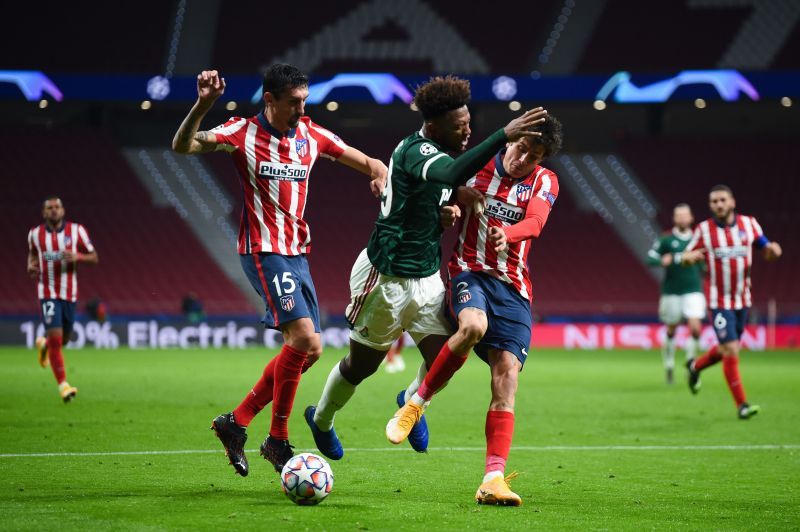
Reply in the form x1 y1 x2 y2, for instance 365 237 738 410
424 108 548 187
763 241 782 262
172 70 226 154
336 147 388 198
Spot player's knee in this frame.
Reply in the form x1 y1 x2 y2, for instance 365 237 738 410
458 321 486 346
283 319 319 353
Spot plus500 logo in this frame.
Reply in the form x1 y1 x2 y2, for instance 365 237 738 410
258 161 309 181
485 199 524 223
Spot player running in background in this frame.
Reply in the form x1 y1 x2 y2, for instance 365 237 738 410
383 334 407 374
172 65 387 475
27 196 98 402
682 185 782 419
304 76 548 461
646 203 705 384
385 117 562 506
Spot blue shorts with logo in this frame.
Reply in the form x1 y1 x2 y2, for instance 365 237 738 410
447 271 532 368
39 299 76 337
240 253 321 332
711 308 748 343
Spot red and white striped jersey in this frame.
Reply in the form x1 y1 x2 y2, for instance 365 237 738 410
28 222 94 302
211 114 348 255
448 154 559 301
687 214 764 310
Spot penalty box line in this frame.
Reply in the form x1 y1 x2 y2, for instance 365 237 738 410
1 444 799 458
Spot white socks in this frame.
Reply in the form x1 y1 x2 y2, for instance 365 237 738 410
483 470 504 483
685 336 698 362
313 363 356 431
662 336 676 370
404 362 427 402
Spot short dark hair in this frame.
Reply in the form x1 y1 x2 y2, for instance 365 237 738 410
413 76 471 120
529 114 563 159
674 202 691 211
42 195 61 207
262 64 308 100
710 184 734 197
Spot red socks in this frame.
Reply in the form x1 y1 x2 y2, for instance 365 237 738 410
232 346 314 430
47 335 66 384
233 357 278 427
485 410 515 474
417 342 468 401
723 355 747 406
694 345 723 371
270 344 308 440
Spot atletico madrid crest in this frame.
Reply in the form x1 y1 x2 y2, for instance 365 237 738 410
515 183 532 201
295 139 308 158
280 295 296 312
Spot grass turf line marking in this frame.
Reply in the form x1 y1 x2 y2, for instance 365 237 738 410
2 444 798 458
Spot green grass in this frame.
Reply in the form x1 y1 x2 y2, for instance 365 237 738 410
1 346 799 530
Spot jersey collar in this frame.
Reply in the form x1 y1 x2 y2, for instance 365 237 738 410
672 227 692 240
713 213 737 228
45 221 65 233
258 111 296 138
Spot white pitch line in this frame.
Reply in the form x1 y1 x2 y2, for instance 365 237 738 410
1 444 798 458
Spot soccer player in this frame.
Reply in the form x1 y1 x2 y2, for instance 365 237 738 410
171 65 388 475
385 115 562 506
682 185 782 419
304 76 548 461
27 196 98 402
646 204 705 384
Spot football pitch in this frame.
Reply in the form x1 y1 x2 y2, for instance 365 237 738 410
1 346 798 530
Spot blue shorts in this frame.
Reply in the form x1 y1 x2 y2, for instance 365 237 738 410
711 308 748 343
39 299 76 337
240 253 321 332
447 271 532 368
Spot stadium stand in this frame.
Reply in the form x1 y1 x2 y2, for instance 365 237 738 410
0 129 255 316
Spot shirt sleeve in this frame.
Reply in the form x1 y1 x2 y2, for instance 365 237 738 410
307 120 348 160
647 237 663 266
76 225 95 254
686 226 705 252
407 129 508 186
209 117 248 152
504 172 559 243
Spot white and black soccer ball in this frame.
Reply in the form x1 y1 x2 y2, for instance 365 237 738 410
280 453 334 505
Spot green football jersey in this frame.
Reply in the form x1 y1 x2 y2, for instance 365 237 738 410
647 228 703 295
366 128 506 278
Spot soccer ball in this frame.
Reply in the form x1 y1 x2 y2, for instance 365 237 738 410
280 453 334 505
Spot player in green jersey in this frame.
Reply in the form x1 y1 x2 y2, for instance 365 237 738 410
647 203 706 384
305 76 547 460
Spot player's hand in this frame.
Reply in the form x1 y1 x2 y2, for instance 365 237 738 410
503 107 547 141
488 226 508 253
368 158 388 198
62 250 78 263
457 186 485 212
27 263 39 279
681 249 705 265
660 254 673 267
763 242 782 262
197 70 225 103
440 204 461 228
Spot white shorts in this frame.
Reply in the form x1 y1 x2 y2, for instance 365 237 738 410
659 292 707 325
345 249 452 350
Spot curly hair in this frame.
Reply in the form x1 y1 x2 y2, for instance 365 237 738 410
413 76 471 120
531 114 563 159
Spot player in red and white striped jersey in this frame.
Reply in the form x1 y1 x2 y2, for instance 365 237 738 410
683 185 782 419
172 65 387 476
26 196 98 402
390 116 562 506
